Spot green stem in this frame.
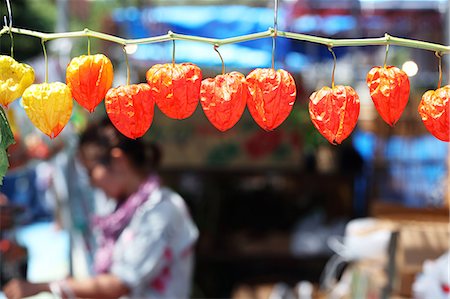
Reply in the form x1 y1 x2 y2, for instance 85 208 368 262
220 30 272 45
328 47 337 89
384 43 389 68
214 45 225 75
8 29 13 58
123 45 130 85
172 39 175 66
436 52 442 89
278 31 450 53
5 0 13 57
272 0 278 70
1 26 449 54
170 31 217 45
87 35 91 55
41 38 48 83
271 36 276 70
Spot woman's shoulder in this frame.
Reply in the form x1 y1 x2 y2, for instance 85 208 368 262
136 187 188 218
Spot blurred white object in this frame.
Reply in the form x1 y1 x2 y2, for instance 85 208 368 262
321 218 393 292
328 218 392 261
402 60 419 77
413 251 450 299
295 281 313 299
290 210 346 256
268 282 295 299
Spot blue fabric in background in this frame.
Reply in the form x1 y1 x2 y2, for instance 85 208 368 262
110 5 369 69
0 167 52 225
112 5 301 69
353 131 448 208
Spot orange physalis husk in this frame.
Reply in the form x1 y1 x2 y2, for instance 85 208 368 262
418 85 449 142
200 71 250 132
366 65 410 126
146 63 202 120
105 84 154 139
22 82 73 139
246 68 296 131
309 85 360 145
0 55 35 107
66 54 114 113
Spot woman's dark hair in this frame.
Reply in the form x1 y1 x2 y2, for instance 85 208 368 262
79 118 161 174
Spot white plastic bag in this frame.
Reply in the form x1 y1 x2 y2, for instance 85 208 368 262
413 251 450 299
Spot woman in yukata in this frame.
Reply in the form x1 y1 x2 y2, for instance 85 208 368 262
3 118 199 299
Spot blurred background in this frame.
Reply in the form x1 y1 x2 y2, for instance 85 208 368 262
0 0 449 298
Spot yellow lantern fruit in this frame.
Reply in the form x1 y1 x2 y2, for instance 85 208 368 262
22 82 73 138
0 55 35 107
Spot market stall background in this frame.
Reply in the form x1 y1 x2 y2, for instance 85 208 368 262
0 0 448 298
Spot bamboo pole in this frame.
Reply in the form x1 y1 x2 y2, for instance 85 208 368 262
1 26 449 54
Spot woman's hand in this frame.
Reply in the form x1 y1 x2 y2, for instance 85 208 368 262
3 275 129 299
2 279 48 299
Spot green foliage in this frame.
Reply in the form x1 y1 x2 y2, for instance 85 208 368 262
0 0 56 60
288 104 327 151
69 0 124 56
0 106 15 185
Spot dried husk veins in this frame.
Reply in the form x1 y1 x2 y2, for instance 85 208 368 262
105 84 154 139
200 71 249 132
418 85 450 142
146 63 202 120
0 55 35 107
22 82 73 138
246 68 296 131
366 66 410 126
309 85 360 144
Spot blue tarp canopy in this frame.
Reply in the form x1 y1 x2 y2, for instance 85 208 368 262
112 5 312 69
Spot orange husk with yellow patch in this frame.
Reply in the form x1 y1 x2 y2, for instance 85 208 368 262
66 54 113 112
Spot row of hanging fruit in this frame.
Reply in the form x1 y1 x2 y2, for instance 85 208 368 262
0 50 448 144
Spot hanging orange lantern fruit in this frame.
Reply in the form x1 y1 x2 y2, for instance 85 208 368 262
309 85 360 145
105 84 154 139
66 54 114 112
146 63 202 119
22 82 73 138
366 65 410 126
418 85 449 142
246 68 296 131
200 71 249 132
0 55 35 107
